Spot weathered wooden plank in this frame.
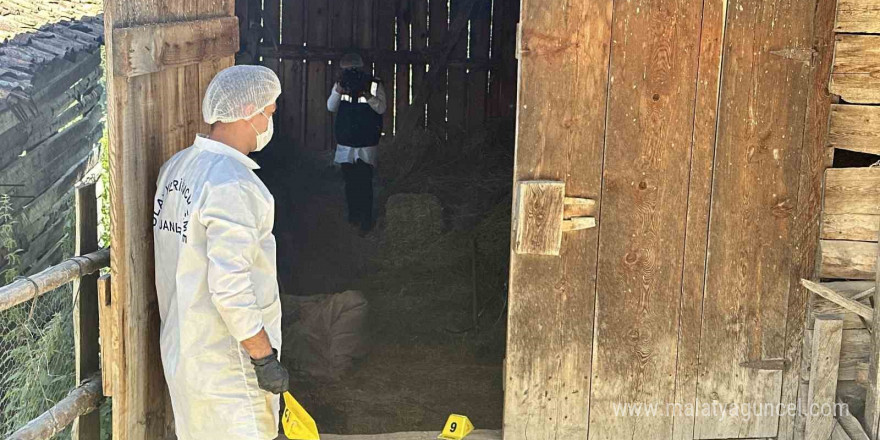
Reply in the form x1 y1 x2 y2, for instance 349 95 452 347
831 421 852 440
72 183 100 440
445 0 468 134
427 0 448 131
503 0 612 437
487 0 517 119
783 0 839 436
809 281 875 330
395 0 411 129
824 168 880 216
279 0 305 150
375 0 395 135
97 275 117 397
822 214 880 242
305 0 330 158
262 0 281 73
802 279 873 322
411 0 428 127
695 0 816 436
671 0 727 437
466 0 490 129
104 0 235 437
588 0 703 437
321 431 501 440
819 239 878 280
830 35 880 104
839 398 871 440
836 0 880 36
511 181 564 256
804 329 875 382
112 17 239 78
806 317 844 440
864 244 880 437
828 105 880 156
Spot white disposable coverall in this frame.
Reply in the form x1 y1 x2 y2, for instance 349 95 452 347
153 134 282 440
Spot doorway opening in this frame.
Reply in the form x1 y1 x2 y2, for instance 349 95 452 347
238 0 520 433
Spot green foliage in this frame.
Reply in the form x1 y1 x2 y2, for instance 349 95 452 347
0 201 78 438
0 194 22 284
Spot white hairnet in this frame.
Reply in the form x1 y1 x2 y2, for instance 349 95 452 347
202 65 282 124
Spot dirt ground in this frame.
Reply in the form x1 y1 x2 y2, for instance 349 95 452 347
256 148 507 434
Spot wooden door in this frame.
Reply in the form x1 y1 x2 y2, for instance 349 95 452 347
504 0 826 439
104 1 238 438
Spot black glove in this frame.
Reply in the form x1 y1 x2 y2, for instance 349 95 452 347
250 349 289 394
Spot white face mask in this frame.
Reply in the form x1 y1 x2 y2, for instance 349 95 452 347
249 110 274 152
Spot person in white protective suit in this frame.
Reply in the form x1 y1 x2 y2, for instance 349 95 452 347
152 64 288 440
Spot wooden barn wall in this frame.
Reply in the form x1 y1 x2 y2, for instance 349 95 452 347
801 0 880 435
505 0 834 438
237 0 520 161
0 27 105 277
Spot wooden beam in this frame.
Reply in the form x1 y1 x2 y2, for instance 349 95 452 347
824 168 880 216
839 399 871 440
112 17 240 78
830 35 880 104
7 375 104 440
810 281 876 330
833 422 855 440
819 239 878 280
72 183 100 440
806 317 844 440
828 105 880 156
865 241 880 438
802 279 873 321
321 431 501 440
835 0 880 33
0 248 110 312
822 214 880 242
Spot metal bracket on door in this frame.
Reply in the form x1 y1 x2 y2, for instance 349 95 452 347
512 180 597 256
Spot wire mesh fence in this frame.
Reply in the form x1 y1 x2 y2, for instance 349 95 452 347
0 283 77 438
0 178 111 439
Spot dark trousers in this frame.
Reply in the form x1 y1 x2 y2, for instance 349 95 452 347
341 159 373 231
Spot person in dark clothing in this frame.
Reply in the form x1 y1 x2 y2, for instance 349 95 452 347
327 53 386 233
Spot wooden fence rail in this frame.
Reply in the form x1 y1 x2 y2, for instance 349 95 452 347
5 375 104 440
0 247 109 312
1 182 108 440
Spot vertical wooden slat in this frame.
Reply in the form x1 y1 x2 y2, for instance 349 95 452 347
805 317 844 440
783 0 839 437
466 0 490 129
693 0 817 436
670 0 726 437
97 274 116 397
427 0 448 132
305 0 330 160
865 238 880 438
262 0 281 72
356 0 374 53
72 182 100 440
488 0 519 119
445 0 468 135
411 0 428 127
395 0 411 126
280 0 306 152
503 0 612 437
104 0 236 437
586 0 704 437
376 0 396 135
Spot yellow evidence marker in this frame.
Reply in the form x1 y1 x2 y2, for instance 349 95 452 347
282 391 320 440
438 414 474 440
